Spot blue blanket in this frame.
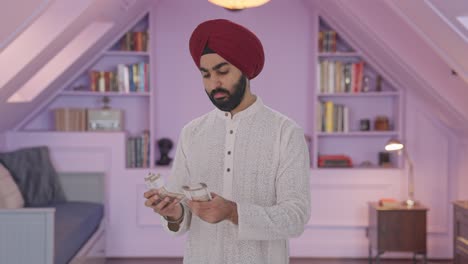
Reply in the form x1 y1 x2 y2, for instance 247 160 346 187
52 201 104 264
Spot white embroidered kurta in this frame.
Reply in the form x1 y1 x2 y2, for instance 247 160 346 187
161 97 311 264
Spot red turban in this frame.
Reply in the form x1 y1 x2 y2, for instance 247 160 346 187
189 19 264 80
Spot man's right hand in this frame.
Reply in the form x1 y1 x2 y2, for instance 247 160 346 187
144 189 183 221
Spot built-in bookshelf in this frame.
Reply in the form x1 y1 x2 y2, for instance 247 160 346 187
313 17 402 169
20 12 153 169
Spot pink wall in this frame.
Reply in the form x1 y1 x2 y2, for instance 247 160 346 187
152 0 313 145
0 133 5 151
457 142 468 200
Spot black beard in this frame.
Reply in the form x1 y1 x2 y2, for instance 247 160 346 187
206 75 247 112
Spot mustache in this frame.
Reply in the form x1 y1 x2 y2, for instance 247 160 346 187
210 88 230 97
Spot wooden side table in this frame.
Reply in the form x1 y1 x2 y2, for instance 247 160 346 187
367 202 428 264
453 201 468 264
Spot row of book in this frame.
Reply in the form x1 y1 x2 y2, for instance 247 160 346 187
317 60 365 94
53 108 124 132
126 130 150 168
89 62 149 93
317 101 349 133
318 30 337 52
53 108 87 131
118 31 149 52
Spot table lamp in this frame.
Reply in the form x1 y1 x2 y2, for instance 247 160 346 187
385 139 415 207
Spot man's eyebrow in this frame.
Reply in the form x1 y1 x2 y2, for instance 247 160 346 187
199 62 230 72
212 62 229 71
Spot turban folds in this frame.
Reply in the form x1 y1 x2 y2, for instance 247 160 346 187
189 19 264 80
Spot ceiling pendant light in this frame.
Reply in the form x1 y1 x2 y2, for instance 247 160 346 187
208 0 271 11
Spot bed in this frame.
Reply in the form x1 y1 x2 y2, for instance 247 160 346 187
0 146 105 264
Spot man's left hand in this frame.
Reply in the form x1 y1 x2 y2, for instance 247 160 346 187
187 193 238 224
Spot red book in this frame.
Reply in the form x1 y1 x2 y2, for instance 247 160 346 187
144 63 149 92
378 198 400 208
104 72 111 92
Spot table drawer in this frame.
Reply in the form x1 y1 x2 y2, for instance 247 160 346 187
456 221 468 242
377 210 426 252
455 241 468 264
454 201 468 264
454 254 468 264
456 209 468 224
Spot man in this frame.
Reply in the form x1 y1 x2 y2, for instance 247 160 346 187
144 19 311 264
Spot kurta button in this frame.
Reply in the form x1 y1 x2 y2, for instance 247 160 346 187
225 113 228 117
227 151 231 155
230 130 233 134
227 168 230 172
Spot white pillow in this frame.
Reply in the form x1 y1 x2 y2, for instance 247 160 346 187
0 163 25 208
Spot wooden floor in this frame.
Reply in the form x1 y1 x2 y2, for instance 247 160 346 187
106 258 453 264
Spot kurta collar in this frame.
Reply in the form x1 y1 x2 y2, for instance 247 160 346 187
215 96 263 120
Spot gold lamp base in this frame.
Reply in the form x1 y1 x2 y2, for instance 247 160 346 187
405 199 415 208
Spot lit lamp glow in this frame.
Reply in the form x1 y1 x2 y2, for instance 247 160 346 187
385 139 415 207
208 0 270 10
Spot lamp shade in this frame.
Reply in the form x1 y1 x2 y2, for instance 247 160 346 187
385 138 404 152
208 0 270 10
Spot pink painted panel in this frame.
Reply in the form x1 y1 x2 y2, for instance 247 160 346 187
136 184 162 226
4 131 124 172
307 169 401 227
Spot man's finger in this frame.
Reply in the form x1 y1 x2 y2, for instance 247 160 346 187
145 198 156 207
186 200 193 208
144 195 161 207
154 197 172 211
143 189 157 199
193 200 213 210
160 199 181 215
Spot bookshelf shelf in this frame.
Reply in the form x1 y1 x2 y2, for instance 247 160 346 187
124 167 154 171
318 52 360 57
60 91 150 97
23 130 128 134
103 51 150 57
314 167 399 171
317 131 399 137
317 92 399 97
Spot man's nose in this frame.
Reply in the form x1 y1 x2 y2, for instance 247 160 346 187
209 76 222 89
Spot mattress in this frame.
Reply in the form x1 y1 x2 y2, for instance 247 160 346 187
52 201 104 264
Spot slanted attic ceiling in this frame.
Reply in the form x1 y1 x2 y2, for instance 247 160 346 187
0 0 153 132
0 0 52 51
0 0 467 134
307 0 468 135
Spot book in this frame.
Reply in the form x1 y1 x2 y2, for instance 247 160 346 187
378 198 401 208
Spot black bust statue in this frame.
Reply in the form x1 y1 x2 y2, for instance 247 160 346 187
156 138 173 166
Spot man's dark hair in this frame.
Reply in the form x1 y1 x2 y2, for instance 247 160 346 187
202 45 216 55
